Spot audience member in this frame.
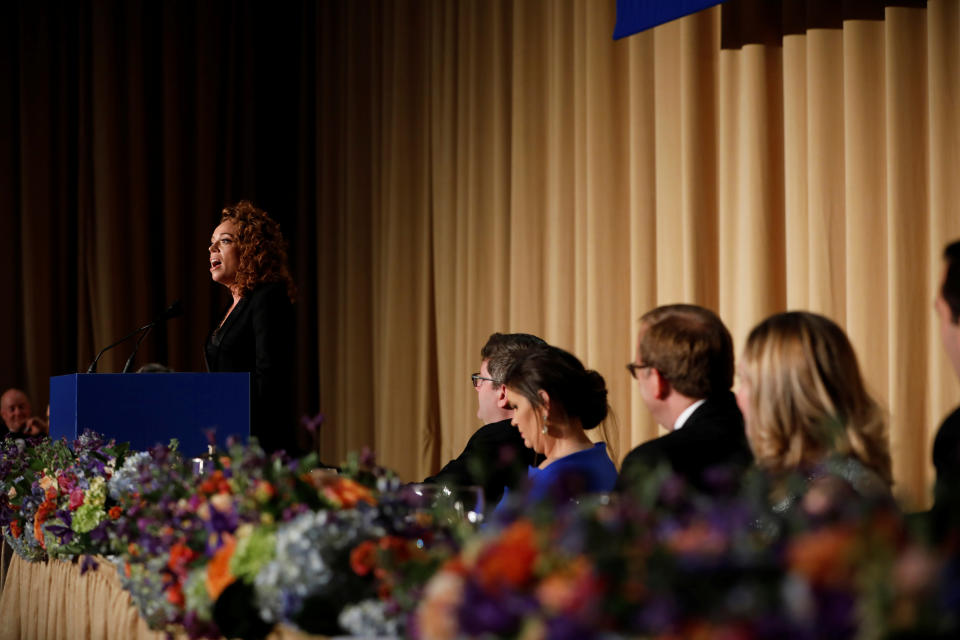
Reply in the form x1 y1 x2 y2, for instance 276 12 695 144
492 344 617 516
617 304 752 493
932 239 960 536
737 311 892 513
424 333 542 506
0 388 48 438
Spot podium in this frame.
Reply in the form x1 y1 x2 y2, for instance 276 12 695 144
49 373 250 456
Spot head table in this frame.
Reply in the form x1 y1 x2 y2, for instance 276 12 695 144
0 549 317 640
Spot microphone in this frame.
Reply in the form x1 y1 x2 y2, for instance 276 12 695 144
86 300 183 373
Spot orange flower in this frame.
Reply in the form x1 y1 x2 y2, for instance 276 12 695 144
33 518 45 549
476 520 538 592
108 506 122 520
377 576 394 600
350 540 378 576
10 520 22 539
166 583 185 606
665 520 727 556
379 535 415 563
322 477 376 508
32 489 59 549
254 480 276 502
199 470 231 496
787 525 857 587
536 556 600 615
167 542 198 580
206 534 237 600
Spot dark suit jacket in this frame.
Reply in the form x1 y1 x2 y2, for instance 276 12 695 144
616 391 752 493
931 405 960 534
424 418 537 508
205 281 298 455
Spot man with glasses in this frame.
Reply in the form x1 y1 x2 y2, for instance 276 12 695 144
617 304 751 493
424 332 544 506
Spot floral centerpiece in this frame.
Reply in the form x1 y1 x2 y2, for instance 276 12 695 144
414 465 960 639
0 432 127 561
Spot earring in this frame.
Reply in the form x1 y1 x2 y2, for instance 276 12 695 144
541 413 549 435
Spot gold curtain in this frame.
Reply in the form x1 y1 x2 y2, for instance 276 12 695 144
313 0 960 509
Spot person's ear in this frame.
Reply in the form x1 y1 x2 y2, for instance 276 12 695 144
652 369 671 401
495 384 508 408
538 390 551 417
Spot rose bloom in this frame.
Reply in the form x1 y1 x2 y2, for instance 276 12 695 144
476 520 538 592
787 525 857 587
38 474 57 493
536 556 600 616
68 488 85 511
416 570 465 640
350 540 378 577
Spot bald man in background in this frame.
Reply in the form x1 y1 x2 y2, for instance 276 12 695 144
1 388 48 438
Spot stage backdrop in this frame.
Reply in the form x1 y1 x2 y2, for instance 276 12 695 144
2 0 958 508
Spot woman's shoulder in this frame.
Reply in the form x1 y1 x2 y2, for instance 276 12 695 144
248 280 294 306
541 444 617 482
771 455 892 515
816 456 891 500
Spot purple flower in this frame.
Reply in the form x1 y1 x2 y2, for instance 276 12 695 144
80 555 100 575
300 412 325 434
457 580 536 636
545 616 597 640
46 524 75 546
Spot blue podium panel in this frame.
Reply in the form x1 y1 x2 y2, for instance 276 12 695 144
49 373 250 456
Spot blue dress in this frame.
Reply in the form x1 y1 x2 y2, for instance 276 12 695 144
493 442 617 516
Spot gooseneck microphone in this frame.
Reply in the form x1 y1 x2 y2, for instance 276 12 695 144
86 300 183 373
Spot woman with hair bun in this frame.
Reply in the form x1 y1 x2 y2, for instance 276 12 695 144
493 345 618 514
205 201 299 455
737 311 892 511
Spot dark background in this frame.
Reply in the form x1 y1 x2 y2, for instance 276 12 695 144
0 1 377 450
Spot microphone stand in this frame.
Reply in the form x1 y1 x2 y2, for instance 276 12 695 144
86 300 182 373
121 325 154 373
86 320 156 373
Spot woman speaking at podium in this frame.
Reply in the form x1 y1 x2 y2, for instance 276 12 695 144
205 201 300 455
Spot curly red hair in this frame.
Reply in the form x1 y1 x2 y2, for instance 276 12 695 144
219 201 296 302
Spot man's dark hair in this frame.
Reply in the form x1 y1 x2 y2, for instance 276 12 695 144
480 333 547 386
943 240 960 324
639 304 734 399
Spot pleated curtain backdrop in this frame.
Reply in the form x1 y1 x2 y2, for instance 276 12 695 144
312 0 960 508
3 0 958 508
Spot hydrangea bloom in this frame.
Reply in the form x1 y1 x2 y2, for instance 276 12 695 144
108 451 152 500
254 507 384 625
339 599 402 637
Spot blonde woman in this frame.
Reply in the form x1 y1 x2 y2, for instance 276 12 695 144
736 311 892 510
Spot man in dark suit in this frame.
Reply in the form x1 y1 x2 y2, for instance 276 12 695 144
424 333 543 507
932 240 960 534
617 304 752 493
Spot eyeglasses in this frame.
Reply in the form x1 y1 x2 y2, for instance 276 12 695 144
626 362 652 380
471 373 499 388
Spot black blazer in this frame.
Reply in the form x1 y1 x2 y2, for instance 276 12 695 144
931 405 960 535
424 418 537 508
205 281 297 454
616 391 752 493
